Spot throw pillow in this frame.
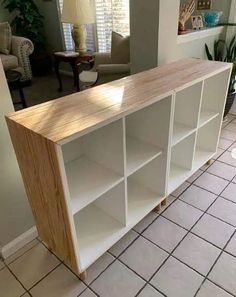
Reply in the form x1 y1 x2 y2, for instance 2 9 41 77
111 31 130 64
0 22 12 55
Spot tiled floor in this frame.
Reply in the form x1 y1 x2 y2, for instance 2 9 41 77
1 114 236 297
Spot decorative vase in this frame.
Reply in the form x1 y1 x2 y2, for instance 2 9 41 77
202 11 223 27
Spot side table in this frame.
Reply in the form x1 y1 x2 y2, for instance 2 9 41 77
54 51 94 92
5 70 27 108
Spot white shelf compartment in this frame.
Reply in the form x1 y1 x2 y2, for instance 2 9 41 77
126 136 162 176
194 116 221 169
65 157 124 214
62 119 125 214
125 96 173 176
172 123 196 147
200 69 232 119
127 155 167 224
198 110 219 128
168 132 196 194
172 82 202 146
74 181 126 270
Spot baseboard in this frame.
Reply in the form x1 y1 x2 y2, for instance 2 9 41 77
1 226 38 259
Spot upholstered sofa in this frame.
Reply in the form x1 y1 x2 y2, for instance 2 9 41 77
0 35 34 82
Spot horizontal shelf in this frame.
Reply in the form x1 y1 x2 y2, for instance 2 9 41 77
74 204 125 270
126 136 162 176
199 111 219 128
168 163 191 194
128 181 164 225
65 156 124 214
172 122 196 146
177 26 224 44
193 148 216 169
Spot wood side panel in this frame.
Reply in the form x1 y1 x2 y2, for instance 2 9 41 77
6 118 80 274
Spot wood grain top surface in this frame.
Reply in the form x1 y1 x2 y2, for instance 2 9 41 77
6 58 231 144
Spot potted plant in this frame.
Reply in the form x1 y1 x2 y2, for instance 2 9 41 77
2 0 52 76
205 36 236 118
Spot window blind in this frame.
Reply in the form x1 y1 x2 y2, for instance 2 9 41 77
58 0 95 52
95 0 130 52
58 0 129 53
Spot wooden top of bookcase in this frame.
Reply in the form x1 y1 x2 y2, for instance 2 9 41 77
7 58 231 144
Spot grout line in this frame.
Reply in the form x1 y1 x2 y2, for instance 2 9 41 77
194 229 236 297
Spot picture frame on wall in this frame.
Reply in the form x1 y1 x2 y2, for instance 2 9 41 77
197 0 212 10
191 15 204 30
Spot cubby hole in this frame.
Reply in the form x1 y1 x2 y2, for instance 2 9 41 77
125 96 172 176
169 133 196 194
194 115 221 169
199 69 231 127
127 154 167 225
74 181 126 270
62 119 125 214
172 82 202 146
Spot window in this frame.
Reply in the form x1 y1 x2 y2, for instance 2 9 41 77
58 0 95 52
95 0 130 52
59 0 129 53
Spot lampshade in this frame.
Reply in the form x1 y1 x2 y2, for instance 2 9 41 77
61 0 94 25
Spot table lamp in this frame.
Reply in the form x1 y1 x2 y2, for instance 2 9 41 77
61 0 94 55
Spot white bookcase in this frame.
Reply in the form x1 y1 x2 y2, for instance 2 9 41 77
7 59 232 277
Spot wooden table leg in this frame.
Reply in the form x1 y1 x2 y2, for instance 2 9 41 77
79 270 87 281
71 60 80 92
54 58 63 92
18 81 27 108
153 204 161 213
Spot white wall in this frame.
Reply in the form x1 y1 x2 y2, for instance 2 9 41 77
0 60 34 247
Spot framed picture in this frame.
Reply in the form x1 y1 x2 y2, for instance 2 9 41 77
191 15 204 30
197 0 212 10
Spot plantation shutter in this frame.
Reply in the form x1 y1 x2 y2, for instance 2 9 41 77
58 0 129 53
95 0 130 52
58 0 95 52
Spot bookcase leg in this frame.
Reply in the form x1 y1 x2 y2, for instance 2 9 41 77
79 271 87 281
153 204 161 213
206 159 213 166
161 198 167 207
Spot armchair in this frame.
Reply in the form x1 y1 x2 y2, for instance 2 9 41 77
0 36 34 82
79 32 130 89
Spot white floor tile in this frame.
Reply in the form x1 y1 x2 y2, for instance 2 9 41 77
219 151 236 167
221 130 236 141
196 280 232 297
218 138 234 150
208 252 236 295
79 289 97 297
120 237 168 280
221 183 236 203
0 267 25 297
30 264 86 297
84 253 114 285
171 182 190 198
187 170 203 183
143 216 187 253
150 257 203 297
8 242 60 289
91 261 145 297
138 284 164 297
109 230 138 257
133 211 158 234
207 197 236 227
207 161 236 181
194 173 229 195
179 185 217 211
173 233 221 275
162 200 203 230
225 233 236 257
192 214 235 248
